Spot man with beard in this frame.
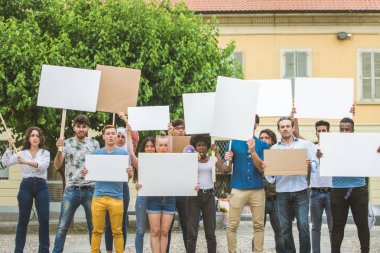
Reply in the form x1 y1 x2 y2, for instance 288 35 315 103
52 115 100 253
266 116 315 253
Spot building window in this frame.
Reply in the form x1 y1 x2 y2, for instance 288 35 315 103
233 51 244 77
358 50 380 101
281 49 311 98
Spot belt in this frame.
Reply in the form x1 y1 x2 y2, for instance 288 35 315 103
199 188 214 194
70 185 94 190
266 195 276 201
311 187 331 193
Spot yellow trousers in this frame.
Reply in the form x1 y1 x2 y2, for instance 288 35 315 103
91 196 124 253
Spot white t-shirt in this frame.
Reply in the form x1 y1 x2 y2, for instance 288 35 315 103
198 158 214 190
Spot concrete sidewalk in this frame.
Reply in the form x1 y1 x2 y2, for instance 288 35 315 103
1 202 379 234
1 222 379 253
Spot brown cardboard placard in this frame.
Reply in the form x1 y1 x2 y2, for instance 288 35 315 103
264 149 307 176
96 65 141 113
171 136 191 153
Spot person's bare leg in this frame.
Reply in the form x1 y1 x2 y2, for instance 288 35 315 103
160 214 174 253
148 213 162 253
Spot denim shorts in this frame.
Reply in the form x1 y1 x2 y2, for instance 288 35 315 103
146 196 176 214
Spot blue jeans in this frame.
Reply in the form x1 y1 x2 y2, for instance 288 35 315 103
15 178 50 253
277 189 310 253
135 195 148 253
105 182 130 251
310 190 332 253
52 186 94 253
146 196 176 214
264 197 284 253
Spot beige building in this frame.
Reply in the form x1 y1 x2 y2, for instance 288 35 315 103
183 0 380 204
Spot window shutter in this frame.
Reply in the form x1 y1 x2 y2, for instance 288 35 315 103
284 52 295 78
234 52 244 71
296 52 308 77
362 79 372 99
362 52 372 78
375 53 380 99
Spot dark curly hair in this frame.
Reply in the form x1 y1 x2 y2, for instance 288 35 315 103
190 134 211 150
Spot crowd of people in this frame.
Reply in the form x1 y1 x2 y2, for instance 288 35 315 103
2 107 378 253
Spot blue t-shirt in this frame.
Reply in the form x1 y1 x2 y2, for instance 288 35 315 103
92 147 129 200
333 177 365 188
226 137 269 190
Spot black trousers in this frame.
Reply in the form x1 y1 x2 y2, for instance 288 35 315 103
186 191 217 253
167 196 188 252
331 187 369 253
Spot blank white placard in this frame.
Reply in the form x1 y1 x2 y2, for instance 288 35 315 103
183 92 215 134
85 154 130 182
294 78 353 119
128 106 170 131
138 153 198 196
256 79 293 117
211 76 260 141
319 133 380 177
37 65 101 112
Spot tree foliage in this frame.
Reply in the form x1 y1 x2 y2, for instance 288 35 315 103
0 0 241 154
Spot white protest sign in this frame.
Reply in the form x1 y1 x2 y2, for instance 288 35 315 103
183 92 215 134
128 106 170 131
85 154 130 182
37 65 101 112
138 153 198 196
319 133 380 177
256 79 293 117
211 76 260 141
294 78 353 119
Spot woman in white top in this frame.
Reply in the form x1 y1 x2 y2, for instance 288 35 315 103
2 126 50 253
187 134 222 253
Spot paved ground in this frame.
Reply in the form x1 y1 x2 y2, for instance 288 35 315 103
1 222 380 253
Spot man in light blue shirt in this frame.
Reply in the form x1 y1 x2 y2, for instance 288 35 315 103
266 116 315 253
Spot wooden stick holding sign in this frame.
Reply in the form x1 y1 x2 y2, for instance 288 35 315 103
112 113 116 126
211 137 216 182
58 109 67 152
0 112 18 152
226 140 232 167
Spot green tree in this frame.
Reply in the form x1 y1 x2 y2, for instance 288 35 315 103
0 0 241 156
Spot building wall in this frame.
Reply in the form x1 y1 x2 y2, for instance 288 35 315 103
214 14 380 203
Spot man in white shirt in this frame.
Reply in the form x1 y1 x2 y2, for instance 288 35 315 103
310 120 333 253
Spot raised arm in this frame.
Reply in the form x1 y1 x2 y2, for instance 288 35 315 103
1 138 19 167
290 107 304 140
247 139 264 172
211 144 223 171
53 138 64 169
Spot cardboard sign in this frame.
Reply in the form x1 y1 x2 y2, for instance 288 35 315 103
128 106 170 131
85 154 130 182
37 65 101 112
171 136 191 153
138 153 198 196
294 78 354 119
183 93 215 134
96 65 141 113
256 79 293 117
211 76 260 141
264 149 308 176
319 133 380 177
